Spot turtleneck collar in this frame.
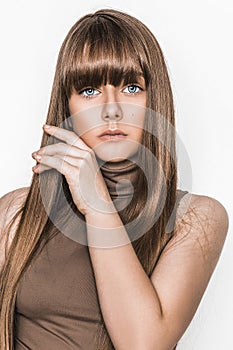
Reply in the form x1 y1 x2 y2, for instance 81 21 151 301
98 154 139 200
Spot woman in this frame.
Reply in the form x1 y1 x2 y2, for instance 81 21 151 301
0 8 229 350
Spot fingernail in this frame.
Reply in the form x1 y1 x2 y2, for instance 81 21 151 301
32 165 39 172
34 154 41 160
43 124 51 129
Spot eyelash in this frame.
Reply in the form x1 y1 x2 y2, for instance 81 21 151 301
78 84 143 99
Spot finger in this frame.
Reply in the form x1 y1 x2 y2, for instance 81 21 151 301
34 153 77 177
43 124 90 150
33 153 83 170
33 142 87 158
32 143 91 166
32 163 51 173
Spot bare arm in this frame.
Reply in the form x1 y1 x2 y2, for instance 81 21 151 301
0 187 29 271
85 194 229 349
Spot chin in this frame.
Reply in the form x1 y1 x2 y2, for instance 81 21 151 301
93 141 139 162
95 153 126 163
94 152 139 166
106 157 126 162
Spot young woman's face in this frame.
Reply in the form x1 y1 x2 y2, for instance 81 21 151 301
68 76 147 162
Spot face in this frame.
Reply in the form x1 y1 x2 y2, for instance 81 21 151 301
68 76 147 163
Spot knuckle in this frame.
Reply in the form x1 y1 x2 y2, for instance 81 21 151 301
66 165 75 177
59 144 66 154
72 136 80 146
61 162 73 176
86 148 95 158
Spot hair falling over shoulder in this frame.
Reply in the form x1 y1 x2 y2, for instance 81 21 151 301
0 8 179 349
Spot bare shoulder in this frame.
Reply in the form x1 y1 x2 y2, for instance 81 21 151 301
0 187 30 223
0 187 29 265
173 192 229 262
187 192 228 216
178 192 229 233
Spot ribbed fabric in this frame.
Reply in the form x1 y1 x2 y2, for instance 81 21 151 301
14 157 188 349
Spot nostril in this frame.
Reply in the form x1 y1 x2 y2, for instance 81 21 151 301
102 111 123 121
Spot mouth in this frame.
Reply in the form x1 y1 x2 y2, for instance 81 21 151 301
98 129 128 141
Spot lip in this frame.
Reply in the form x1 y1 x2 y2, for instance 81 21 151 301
99 134 127 141
98 129 128 142
98 129 128 137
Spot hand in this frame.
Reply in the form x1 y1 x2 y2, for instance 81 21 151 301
32 124 114 216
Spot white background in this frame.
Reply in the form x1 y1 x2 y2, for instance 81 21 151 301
0 1 232 349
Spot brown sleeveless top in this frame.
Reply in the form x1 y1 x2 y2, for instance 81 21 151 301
14 157 189 349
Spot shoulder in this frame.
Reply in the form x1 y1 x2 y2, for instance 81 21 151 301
178 192 229 232
0 187 30 218
0 187 30 270
0 187 30 239
0 186 30 203
174 192 229 259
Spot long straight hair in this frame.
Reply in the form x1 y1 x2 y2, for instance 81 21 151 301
0 9 179 349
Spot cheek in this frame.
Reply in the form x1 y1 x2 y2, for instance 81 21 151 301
133 127 144 142
69 103 103 138
130 112 145 140
68 98 79 117
71 114 98 139
72 118 87 137
78 131 98 148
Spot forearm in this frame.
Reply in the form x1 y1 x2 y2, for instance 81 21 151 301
85 209 164 349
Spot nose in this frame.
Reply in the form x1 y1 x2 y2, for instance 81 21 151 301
101 95 123 123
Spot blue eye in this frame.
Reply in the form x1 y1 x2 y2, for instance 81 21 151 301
79 88 100 98
123 85 142 94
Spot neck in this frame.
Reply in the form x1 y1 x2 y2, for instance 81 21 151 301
97 154 139 202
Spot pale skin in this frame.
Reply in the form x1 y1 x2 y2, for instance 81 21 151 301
0 79 229 349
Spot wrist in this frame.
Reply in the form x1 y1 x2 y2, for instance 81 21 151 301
85 209 130 248
85 203 118 222
82 191 115 217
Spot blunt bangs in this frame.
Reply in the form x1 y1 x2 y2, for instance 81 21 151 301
61 15 150 98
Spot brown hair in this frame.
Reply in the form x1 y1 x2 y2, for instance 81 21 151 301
0 8 179 349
